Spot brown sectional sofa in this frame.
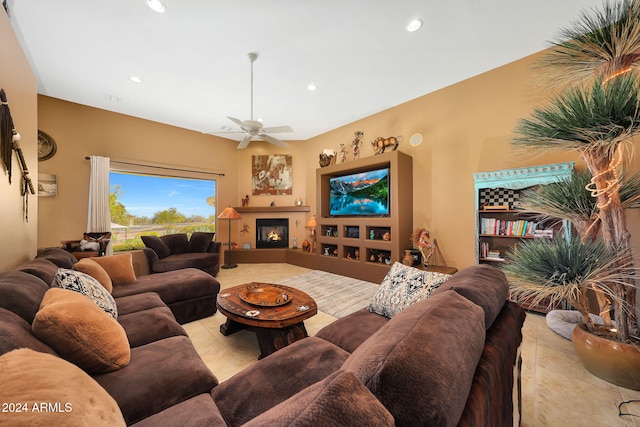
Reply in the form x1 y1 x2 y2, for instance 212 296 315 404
142 232 222 277
0 248 221 425
0 249 524 426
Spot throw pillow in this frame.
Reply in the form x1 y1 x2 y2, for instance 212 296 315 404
368 262 451 318
188 232 215 253
244 370 394 427
141 235 171 259
73 258 113 293
0 349 126 426
90 253 137 286
160 233 190 254
32 288 131 374
52 268 117 319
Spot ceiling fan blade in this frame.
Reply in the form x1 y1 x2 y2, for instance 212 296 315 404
261 125 293 133
260 133 288 147
227 116 249 130
237 135 253 149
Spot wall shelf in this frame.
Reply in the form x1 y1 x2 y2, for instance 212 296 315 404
234 206 311 213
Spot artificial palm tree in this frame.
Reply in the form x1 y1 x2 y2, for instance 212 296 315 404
511 0 640 342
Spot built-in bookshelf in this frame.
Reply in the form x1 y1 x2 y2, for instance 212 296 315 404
473 163 574 313
314 151 413 283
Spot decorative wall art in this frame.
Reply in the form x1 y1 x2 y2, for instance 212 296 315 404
1 88 35 221
38 173 57 197
251 154 292 195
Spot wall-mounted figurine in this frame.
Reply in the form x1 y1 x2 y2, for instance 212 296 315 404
339 143 347 163
352 131 364 160
371 136 402 155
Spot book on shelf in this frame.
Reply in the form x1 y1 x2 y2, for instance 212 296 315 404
480 218 538 237
482 204 510 211
479 243 506 261
533 229 554 238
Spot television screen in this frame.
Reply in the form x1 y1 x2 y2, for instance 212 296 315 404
329 168 389 216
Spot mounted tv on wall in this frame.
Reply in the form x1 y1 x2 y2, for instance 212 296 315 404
329 168 390 216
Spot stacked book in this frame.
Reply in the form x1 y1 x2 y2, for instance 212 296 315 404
480 242 506 261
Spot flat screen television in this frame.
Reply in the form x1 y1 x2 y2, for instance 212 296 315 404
329 168 390 216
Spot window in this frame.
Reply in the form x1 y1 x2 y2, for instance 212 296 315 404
109 171 217 251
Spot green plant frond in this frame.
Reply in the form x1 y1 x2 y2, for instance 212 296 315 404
518 168 598 223
620 171 640 208
537 0 640 86
513 73 640 153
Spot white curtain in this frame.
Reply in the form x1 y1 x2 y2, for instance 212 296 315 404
87 155 112 255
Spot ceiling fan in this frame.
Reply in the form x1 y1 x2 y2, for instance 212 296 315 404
221 52 293 149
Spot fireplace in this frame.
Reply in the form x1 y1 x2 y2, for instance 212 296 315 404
256 218 289 248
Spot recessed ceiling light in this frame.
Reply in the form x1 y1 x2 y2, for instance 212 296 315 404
407 19 423 32
145 0 166 13
307 83 318 91
257 118 264 122
129 76 143 83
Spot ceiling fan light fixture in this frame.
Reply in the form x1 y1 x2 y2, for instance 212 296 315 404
407 19 423 32
145 0 166 13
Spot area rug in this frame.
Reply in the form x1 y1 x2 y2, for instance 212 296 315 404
278 270 380 318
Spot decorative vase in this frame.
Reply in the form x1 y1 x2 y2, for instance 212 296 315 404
572 324 640 391
402 250 414 266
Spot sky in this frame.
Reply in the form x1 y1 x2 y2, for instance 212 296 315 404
110 172 216 220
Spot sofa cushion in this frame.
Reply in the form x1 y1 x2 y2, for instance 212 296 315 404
431 264 509 329
36 248 78 269
161 233 190 255
73 258 113 293
0 270 50 324
244 370 395 427
118 306 187 347
93 335 219 425
368 262 451 317
151 252 218 274
111 268 219 305
130 394 227 427
0 349 126 427
141 235 171 259
342 290 486 427
212 336 350 426
0 308 57 357
52 268 117 318
115 292 166 316
316 307 389 353
32 288 131 374
189 231 215 252
90 253 138 286
15 258 59 285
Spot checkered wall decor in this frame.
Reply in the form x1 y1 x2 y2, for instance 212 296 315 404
479 188 519 209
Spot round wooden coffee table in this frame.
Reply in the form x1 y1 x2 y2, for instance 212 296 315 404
216 282 317 359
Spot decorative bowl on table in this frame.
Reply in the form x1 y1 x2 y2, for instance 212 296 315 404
239 283 292 307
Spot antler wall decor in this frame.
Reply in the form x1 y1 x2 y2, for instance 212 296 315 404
0 88 36 221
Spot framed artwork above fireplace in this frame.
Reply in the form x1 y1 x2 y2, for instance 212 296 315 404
252 154 292 196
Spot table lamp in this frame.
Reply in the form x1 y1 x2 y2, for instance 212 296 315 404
218 206 242 269
305 215 317 252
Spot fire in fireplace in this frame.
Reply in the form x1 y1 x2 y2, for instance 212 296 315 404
256 218 289 248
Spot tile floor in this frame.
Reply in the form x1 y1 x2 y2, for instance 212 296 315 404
183 263 640 427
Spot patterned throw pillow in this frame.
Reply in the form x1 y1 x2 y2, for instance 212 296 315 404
51 268 118 319
368 262 451 318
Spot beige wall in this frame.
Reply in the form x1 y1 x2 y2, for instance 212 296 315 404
36 96 240 252
3 8 637 271
0 10 38 270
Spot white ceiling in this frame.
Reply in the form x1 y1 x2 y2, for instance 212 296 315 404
8 0 601 142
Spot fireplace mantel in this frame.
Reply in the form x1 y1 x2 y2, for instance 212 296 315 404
234 206 311 213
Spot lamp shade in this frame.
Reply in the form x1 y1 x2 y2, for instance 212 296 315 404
305 216 316 228
218 206 242 220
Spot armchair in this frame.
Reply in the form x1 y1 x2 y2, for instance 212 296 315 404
141 232 221 277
